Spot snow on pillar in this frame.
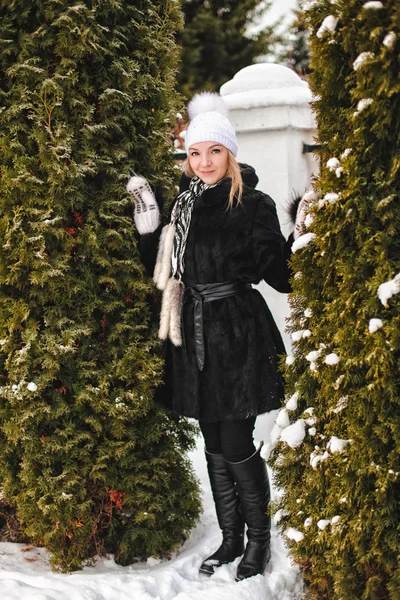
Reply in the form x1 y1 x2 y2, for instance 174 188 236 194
220 64 318 436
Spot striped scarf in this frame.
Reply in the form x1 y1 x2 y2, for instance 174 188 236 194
153 176 219 346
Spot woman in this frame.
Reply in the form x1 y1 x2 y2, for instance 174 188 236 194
128 93 301 581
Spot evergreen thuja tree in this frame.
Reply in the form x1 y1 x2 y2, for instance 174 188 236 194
177 0 277 100
0 0 201 572
269 1 399 599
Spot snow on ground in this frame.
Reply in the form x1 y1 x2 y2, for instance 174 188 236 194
0 413 303 600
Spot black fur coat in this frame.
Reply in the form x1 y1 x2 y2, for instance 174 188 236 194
139 164 293 422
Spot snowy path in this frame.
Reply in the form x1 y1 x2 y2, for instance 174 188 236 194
0 414 303 600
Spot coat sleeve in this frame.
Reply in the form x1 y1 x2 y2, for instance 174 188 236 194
251 193 293 293
135 186 164 277
136 226 162 277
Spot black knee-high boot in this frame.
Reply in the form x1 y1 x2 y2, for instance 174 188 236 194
199 451 245 576
227 444 271 581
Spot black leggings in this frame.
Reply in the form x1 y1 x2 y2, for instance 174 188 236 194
199 417 256 463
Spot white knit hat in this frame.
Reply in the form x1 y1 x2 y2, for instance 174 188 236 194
184 92 238 157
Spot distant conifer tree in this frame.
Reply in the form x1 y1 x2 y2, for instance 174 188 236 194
177 0 277 100
0 0 200 572
279 5 310 77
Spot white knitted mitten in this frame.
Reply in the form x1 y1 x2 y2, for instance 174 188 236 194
127 174 160 234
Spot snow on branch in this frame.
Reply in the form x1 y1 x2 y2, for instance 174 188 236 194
353 52 374 71
369 318 383 333
327 436 352 453
325 353 340 365
280 419 306 448
276 408 290 429
317 16 338 38
378 273 400 306
286 392 299 411
326 157 340 171
292 233 316 253
303 0 320 10
310 450 330 469
324 192 340 203
356 98 373 112
332 396 348 413
286 527 304 542
383 32 396 49
292 329 312 341
317 519 331 530
362 1 383 8
306 350 321 362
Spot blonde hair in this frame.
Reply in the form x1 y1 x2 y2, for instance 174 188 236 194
184 151 243 209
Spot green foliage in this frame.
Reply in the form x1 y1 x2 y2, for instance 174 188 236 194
269 1 400 598
0 0 201 572
177 0 277 100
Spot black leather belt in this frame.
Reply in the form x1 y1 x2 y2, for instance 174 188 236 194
183 282 252 371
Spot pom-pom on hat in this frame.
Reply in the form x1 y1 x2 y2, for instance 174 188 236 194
185 92 238 157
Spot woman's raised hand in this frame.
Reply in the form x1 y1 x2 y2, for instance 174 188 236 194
127 174 160 234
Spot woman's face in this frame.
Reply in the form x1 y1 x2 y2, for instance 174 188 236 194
188 141 229 185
